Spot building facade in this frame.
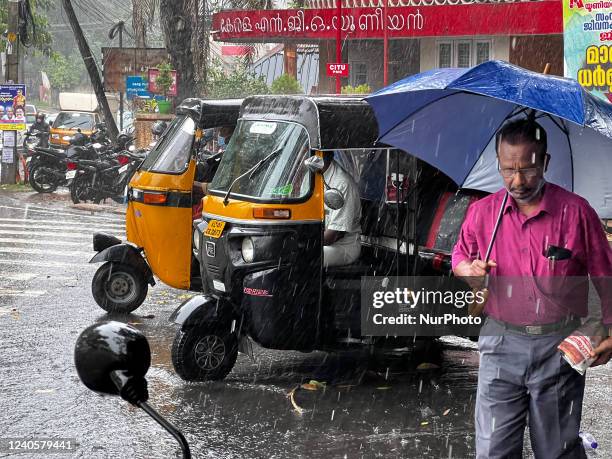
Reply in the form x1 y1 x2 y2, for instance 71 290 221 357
212 0 563 93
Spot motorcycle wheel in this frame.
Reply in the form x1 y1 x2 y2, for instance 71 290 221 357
172 323 238 381
29 164 58 193
91 262 148 313
70 173 91 204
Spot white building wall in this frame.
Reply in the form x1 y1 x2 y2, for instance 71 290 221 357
419 36 510 71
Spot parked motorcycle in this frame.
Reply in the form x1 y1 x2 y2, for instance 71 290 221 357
26 131 70 193
69 147 145 204
26 124 115 194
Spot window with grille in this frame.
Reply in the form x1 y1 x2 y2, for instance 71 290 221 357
436 39 493 68
438 43 452 68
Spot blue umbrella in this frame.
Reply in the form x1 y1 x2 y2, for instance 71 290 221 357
366 60 612 218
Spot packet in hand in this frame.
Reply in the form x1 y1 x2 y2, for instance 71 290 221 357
558 319 605 375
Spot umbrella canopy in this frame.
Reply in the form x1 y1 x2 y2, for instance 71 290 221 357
366 60 612 218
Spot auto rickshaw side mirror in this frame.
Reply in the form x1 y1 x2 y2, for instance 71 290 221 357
74 321 192 458
324 188 345 210
304 155 324 172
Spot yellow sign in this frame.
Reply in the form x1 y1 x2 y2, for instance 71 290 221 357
0 123 25 131
7 32 16 43
204 220 226 239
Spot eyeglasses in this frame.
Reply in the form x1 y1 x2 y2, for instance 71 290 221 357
498 166 541 178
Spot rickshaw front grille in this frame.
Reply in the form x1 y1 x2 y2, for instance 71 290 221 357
207 263 221 276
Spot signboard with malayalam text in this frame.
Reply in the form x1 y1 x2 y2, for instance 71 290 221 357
326 63 350 77
0 85 27 131
212 3 561 42
564 0 612 103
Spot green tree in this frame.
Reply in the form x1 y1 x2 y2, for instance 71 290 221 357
207 63 269 99
270 74 303 95
0 0 53 54
154 61 174 98
44 52 83 91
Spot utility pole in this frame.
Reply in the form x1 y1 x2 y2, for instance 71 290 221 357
61 0 119 141
6 0 19 83
1 0 21 185
119 25 123 132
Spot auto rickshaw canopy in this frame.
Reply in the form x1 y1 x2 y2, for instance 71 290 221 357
239 95 379 151
177 98 243 128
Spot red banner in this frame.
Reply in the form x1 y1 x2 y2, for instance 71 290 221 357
327 63 350 77
212 2 562 42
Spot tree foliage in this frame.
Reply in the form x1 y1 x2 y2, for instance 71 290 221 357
133 0 270 98
341 84 372 95
155 61 174 97
44 52 84 91
207 63 269 99
270 74 303 95
0 0 53 54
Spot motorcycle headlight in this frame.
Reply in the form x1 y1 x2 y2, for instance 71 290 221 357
242 237 255 263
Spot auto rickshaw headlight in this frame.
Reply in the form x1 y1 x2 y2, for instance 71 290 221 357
241 237 255 263
193 229 201 252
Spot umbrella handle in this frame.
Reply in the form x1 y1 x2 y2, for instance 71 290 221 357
484 191 509 263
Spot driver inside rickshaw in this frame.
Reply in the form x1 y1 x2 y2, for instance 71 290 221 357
192 125 235 219
321 151 362 267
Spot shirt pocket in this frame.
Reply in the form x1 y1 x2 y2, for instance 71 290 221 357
536 251 584 300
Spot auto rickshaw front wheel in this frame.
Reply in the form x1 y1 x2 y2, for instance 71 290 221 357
172 324 238 381
91 262 148 313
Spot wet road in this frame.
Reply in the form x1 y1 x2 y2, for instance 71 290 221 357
0 191 610 458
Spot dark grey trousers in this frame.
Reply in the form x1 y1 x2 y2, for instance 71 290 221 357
476 318 587 459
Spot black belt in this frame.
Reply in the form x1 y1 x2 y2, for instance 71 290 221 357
488 316 581 336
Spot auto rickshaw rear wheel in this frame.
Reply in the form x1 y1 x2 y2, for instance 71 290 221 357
172 324 238 381
91 262 148 313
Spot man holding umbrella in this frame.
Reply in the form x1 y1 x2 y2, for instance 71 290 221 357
452 118 612 458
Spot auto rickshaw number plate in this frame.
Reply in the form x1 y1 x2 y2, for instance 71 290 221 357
66 170 76 180
204 220 226 239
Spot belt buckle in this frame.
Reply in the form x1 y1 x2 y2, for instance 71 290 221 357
525 325 544 335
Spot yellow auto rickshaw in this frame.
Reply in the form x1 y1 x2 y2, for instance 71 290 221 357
89 98 242 313
168 95 485 381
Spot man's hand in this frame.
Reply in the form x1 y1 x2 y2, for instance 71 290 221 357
453 259 497 277
453 259 497 290
590 336 612 367
324 229 344 246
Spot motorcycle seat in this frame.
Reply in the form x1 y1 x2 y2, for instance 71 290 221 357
36 148 65 158
78 159 111 169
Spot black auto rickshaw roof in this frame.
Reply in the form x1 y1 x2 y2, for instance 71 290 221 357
240 95 379 150
177 98 242 128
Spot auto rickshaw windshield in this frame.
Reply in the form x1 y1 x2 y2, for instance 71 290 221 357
209 120 312 201
139 115 195 174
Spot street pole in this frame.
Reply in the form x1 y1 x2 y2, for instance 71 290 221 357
6 0 19 84
61 0 119 141
1 0 21 185
383 0 389 87
335 0 342 94
119 24 124 132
